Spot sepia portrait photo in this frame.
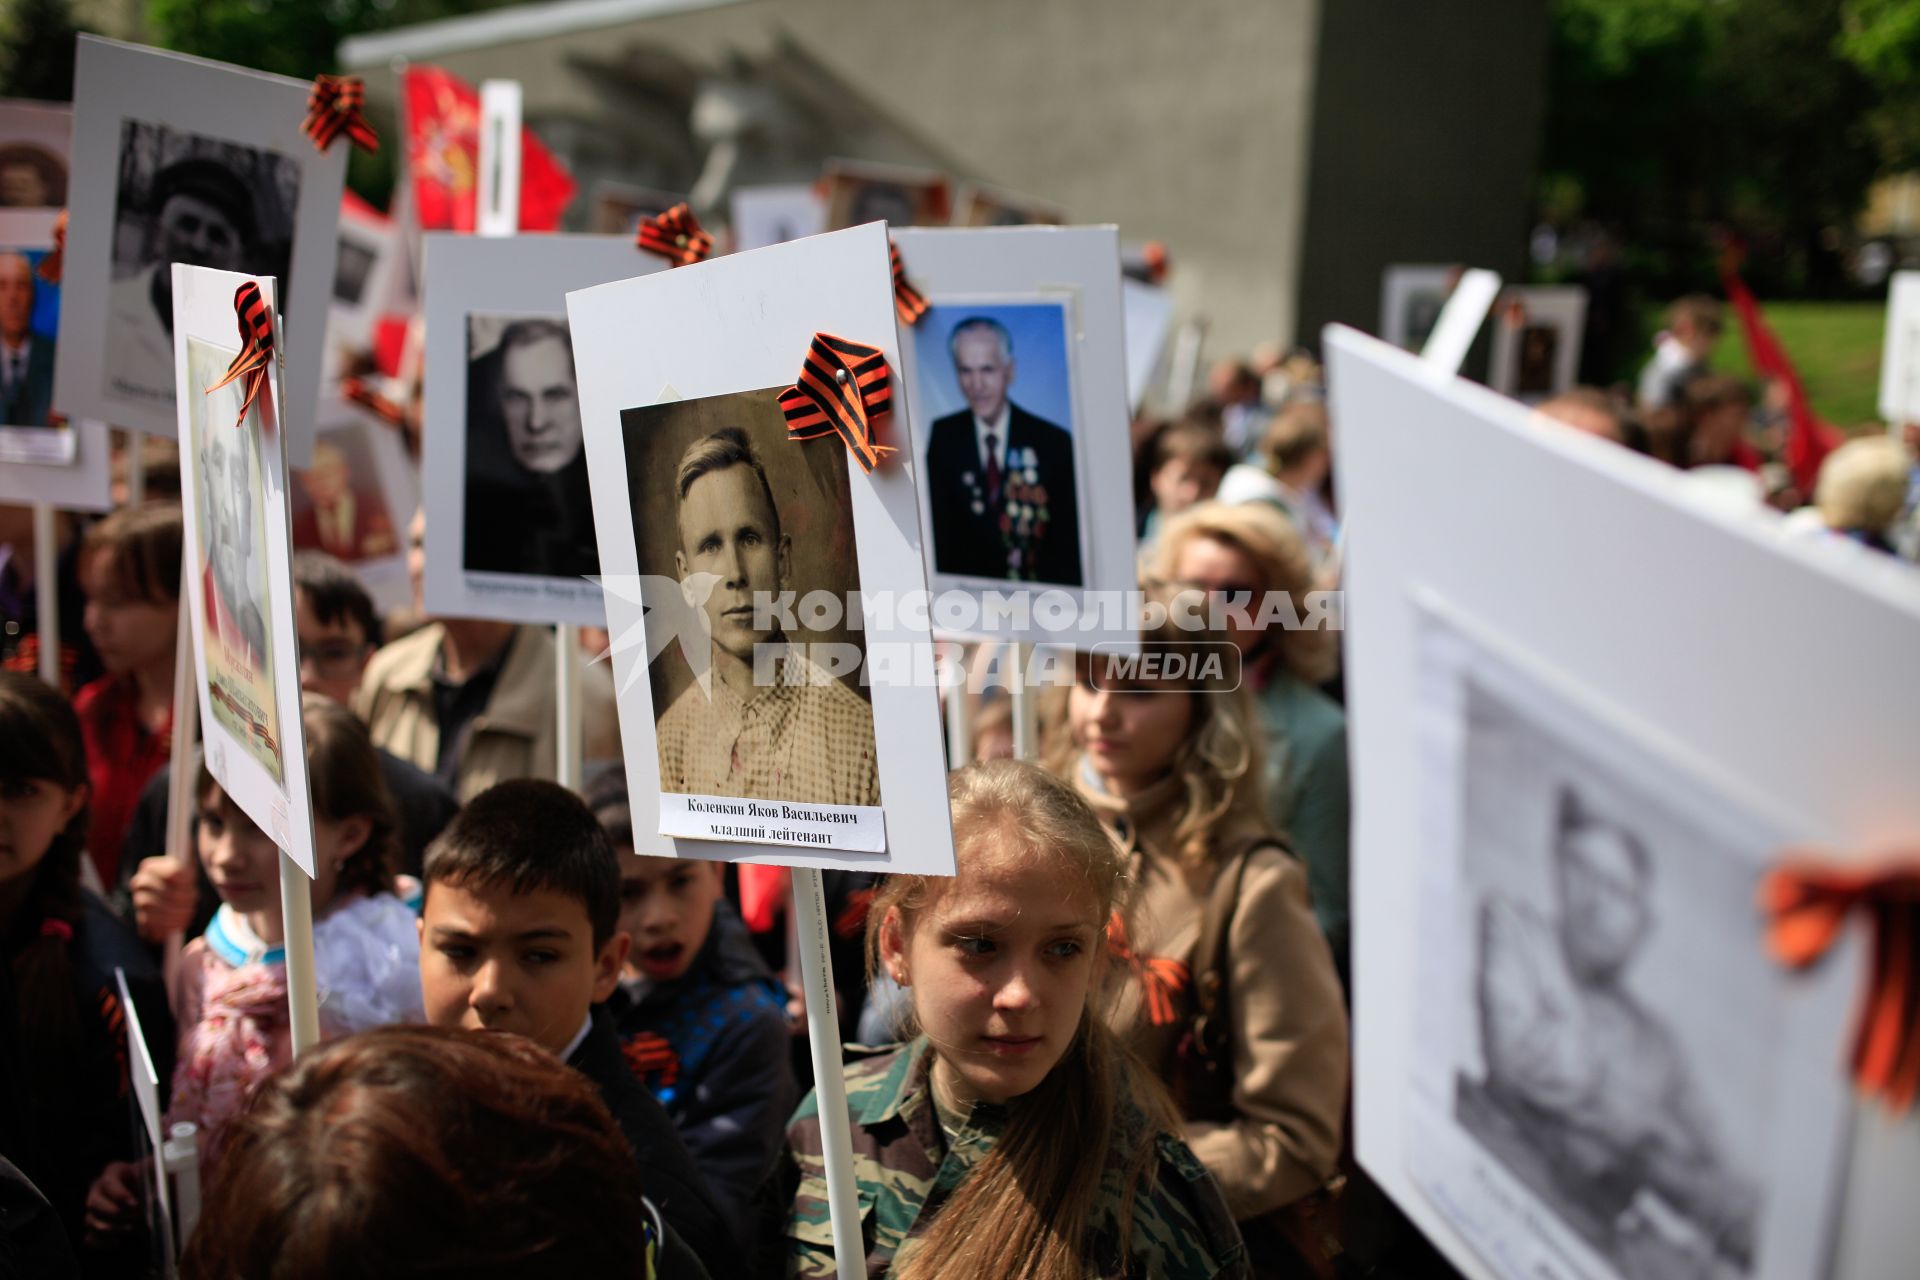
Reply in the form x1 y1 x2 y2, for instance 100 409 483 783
106 121 299 410
913 301 1084 587
622 385 880 817
0 98 71 248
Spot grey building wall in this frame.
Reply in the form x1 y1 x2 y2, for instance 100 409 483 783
1293 0 1548 361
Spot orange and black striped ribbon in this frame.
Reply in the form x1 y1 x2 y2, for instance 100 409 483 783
778 333 896 474
1106 910 1190 1026
1762 856 1920 1111
205 282 275 430
890 240 928 327
302 74 379 154
341 375 406 429
635 203 713 267
36 210 64 285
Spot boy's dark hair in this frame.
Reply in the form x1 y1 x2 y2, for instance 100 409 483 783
582 768 632 852
292 550 382 647
423 780 619 949
1151 416 1234 477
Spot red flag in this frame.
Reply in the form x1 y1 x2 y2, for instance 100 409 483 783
1718 249 1842 495
402 66 576 233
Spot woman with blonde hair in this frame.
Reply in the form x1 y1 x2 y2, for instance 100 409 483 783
1810 435 1911 555
1046 594 1348 1275
1143 501 1350 971
776 759 1250 1280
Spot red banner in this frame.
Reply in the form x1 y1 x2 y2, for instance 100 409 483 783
402 66 576 233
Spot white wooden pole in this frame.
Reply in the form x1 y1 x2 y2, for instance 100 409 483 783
32 504 57 686
162 559 198 988
791 867 864 1280
555 623 582 789
279 851 321 1057
942 640 971 767
127 429 146 504
1010 641 1038 760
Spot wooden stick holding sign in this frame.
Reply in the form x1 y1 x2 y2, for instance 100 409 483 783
162 570 198 988
114 968 178 1275
33 503 58 686
1419 267 1501 378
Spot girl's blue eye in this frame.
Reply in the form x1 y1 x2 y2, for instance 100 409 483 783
955 935 995 957
1046 939 1084 960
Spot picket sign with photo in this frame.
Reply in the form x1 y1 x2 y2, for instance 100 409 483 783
1876 269 1920 427
291 397 418 614
57 37 345 463
172 266 322 1058
1327 325 1920 1280
571 223 960 1280
1486 284 1587 403
1419 268 1501 377
890 225 1139 650
730 182 825 253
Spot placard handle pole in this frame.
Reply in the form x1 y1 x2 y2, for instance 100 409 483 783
1010 641 1038 761
555 623 581 788
279 850 321 1057
791 866 863 1280
162 550 199 986
942 640 971 767
32 504 58 686
127 429 146 504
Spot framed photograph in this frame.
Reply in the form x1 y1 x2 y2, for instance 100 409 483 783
0 99 70 246
0 243 69 462
1876 269 1920 426
0 416 110 510
892 225 1138 647
1488 286 1587 403
1325 326 1920 1280
328 194 403 357
729 182 825 253
172 265 317 875
290 399 417 613
55 36 346 458
1406 604 1852 1280
422 232 664 628
820 158 949 231
1380 263 1458 353
950 182 1066 228
567 221 955 873
588 180 683 237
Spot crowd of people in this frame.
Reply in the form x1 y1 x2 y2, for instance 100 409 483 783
2 286 1917 1280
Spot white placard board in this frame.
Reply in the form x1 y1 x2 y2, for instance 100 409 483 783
56 36 345 463
890 225 1138 648
567 222 956 875
1487 285 1587 403
1876 270 1920 426
0 417 111 510
328 197 403 356
114 967 174 1245
291 397 417 614
423 232 664 627
730 183 825 253
1327 324 1920 1280
1122 278 1174 412
173 266 317 875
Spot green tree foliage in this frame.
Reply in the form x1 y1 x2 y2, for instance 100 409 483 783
0 0 85 100
1836 0 1920 170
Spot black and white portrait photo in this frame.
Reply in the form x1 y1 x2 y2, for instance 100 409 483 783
914 304 1084 587
462 313 598 582
105 120 299 408
1406 615 1852 1280
332 236 376 307
621 385 880 812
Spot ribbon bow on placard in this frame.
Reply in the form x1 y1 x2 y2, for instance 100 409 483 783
205 283 275 430
779 333 896 474
302 75 379 154
36 210 65 285
1105 911 1189 1026
890 240 928 327
1761 857 1920 1110
636 203 713 267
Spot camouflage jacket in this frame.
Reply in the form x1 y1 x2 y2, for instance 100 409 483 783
780 1038 1251 1279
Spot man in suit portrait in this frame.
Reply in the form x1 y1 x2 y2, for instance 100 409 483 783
925 315 1082 585
0 252 54 427
293 435 396 563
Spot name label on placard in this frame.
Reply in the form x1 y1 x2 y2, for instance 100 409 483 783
660 794 886 854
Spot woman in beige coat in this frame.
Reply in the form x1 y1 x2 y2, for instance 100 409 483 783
1046 593 1348 1274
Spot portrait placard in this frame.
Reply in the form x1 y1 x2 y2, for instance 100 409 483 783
290 398 417 613
1327 325 1920 1280
56 36 345 460
328 195 403 359
588 180 683 237
1122 278 1175 412
422 233 664 627
0 243 69 458
820 158 949 231
892 225 1138 647
950 182 1066 228
568 221 955 874
730 183 824 253
1488 285 1587 403
1876 270 1920 426
0 98 70 245
1380 263 1457 353
0 416 110 510
173 265 317 875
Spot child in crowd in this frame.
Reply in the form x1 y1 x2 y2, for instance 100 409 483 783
183 1026 710 1280
586 772 795 1237
1139 416 1233 553
775 759 1251 1279
417 778 740 1277
166 697 423 1163
0 672 173 1269
73 502 182 891
1049 595 1349 1274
